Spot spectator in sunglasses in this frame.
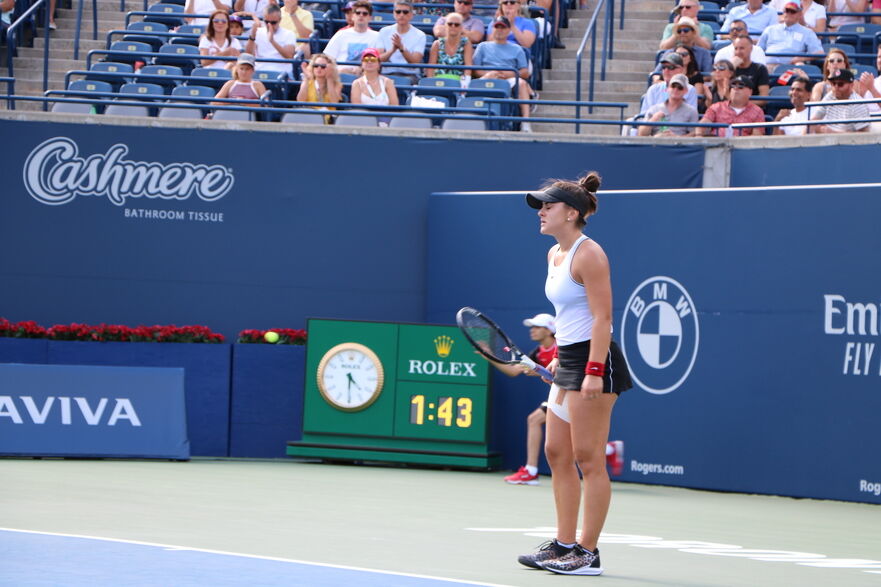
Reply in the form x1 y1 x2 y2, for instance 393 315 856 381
757 1 823 71
640 51 699 115
434 0 484 44
323 0 381 74
810 68 870 133
245 4 297 75
638 74 699 136
660 0 714 50
715 20 768 64
697 75 766 136
199 10 242 70
731 35 770 103
651 19 711 82
297 53 342 123
487 0 537 48
377 0 427 84
810 48 850 101
771 0 826 32
428 12 474 80
703 59 734 110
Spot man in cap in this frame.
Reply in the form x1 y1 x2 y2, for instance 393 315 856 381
810 68 871 133
652 18 712 82
473 16 534 131
698 74 767 135
721 0 777 38
638 73 699 136
640 51 698 115
757 1 823 72
660 1 714 50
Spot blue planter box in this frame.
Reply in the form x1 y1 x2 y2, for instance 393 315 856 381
229 344 305 458
0 338 49 364
46 341 232 457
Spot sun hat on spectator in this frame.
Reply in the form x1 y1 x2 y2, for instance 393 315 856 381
361 47 381 60
236 53 256 67
674 16 698 32
669 73 689 88
523 313 556 333
660 52 684 67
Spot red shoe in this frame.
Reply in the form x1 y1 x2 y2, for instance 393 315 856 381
504 466 539 485
607 440 624 476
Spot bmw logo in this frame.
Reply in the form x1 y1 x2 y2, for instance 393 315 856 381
621 276 699 394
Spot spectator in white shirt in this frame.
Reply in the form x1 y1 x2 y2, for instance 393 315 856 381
773 76 811 134
378 0 427 84
245 4 298 75
323 0 381 74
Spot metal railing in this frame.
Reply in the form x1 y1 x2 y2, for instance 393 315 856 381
0 77 15 109
574 0 624 133
74 0 99 60
5 0 50 97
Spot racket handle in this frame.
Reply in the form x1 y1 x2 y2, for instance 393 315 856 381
521 357 553 381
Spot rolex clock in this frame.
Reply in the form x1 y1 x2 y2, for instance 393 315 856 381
316 342 384 411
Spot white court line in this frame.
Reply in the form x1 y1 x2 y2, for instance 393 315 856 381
0 527 512 587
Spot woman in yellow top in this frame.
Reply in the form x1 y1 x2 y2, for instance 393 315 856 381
296 53 343 123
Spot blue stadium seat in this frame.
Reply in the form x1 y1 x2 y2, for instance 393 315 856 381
155 43 201 74
442 117 486 130
105 41 152 66
170 24 205 45
190 67 232 89
335 111 378 126
144 3 187 28
86 62 134 90
415 77 462 102
213 108 255 121
109 82 165 116
464 78 511 99
136 64 184 93
835 24 881 54
171 84 214 115
123 21 169 53
389 115 434 128
57 80 113 114
281 109 328 124
253 70 289 100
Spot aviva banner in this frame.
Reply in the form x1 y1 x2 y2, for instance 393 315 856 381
0 363 189 459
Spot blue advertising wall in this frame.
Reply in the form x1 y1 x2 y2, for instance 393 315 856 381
730 142 881 187
0 363 189 459
0 120 703 341
426 184 881 504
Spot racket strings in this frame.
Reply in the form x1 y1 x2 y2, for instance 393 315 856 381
460 313 515 362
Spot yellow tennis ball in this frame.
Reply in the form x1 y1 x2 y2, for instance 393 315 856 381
264 331 279 343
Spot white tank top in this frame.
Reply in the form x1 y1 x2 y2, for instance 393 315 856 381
545 234 595 346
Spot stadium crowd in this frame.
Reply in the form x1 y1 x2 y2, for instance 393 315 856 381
636 0 881 136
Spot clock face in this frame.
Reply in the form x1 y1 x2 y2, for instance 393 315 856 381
317 343 384 411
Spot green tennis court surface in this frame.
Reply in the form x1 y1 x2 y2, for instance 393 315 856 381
2 459 879 586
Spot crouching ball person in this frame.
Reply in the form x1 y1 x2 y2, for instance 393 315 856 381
518 172 633 576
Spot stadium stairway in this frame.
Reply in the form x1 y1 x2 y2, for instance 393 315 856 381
1 0 126 110
534 0 669 135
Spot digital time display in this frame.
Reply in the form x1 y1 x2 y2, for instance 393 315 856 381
409 394 473 428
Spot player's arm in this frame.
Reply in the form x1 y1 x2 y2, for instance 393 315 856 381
572 241 612 399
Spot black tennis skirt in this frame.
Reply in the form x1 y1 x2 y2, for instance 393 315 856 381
554 340 633 395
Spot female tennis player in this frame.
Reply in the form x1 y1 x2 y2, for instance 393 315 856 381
517 172 632 576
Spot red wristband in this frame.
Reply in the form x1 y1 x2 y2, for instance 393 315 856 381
553 347 559 359
585 361 605 377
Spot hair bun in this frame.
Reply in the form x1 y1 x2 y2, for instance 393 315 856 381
579 171 601 194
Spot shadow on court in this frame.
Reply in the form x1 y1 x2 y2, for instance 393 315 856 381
2 459 879 586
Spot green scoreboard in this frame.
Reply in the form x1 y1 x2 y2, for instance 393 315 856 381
287 318 500 469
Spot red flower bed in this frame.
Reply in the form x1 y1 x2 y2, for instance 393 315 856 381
0 317 225 343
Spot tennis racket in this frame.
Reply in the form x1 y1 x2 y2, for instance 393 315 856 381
456 306 553 380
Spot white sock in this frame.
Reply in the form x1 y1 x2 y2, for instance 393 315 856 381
525 465 538 476
557 540 576 548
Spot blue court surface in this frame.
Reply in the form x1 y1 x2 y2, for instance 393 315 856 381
0 529 504 587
